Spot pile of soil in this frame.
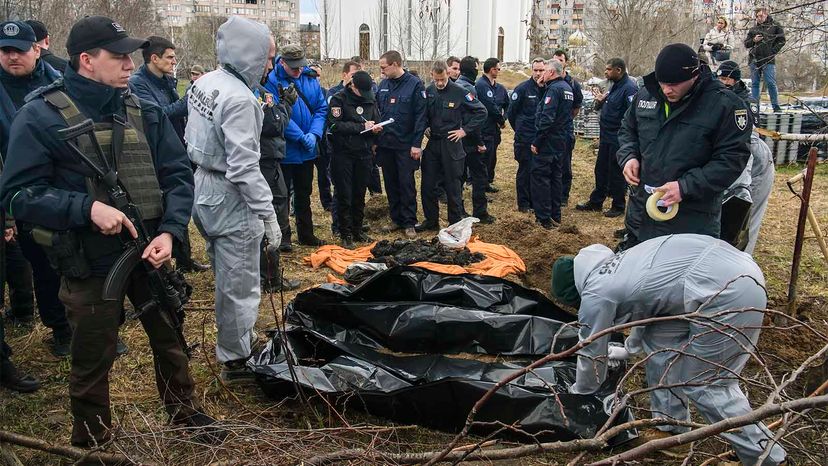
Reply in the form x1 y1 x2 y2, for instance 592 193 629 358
370 238 485 267
363 194 390 222
484 216 602 291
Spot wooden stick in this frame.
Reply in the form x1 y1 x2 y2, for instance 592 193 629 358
0 430 136 465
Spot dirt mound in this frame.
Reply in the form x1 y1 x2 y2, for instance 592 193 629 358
364 194 389 222
370 238 485 266
483 215 601 291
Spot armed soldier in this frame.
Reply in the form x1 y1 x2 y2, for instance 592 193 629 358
0 16 224 447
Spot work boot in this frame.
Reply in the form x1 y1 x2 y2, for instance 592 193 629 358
341 235 356 250
279 242 293 253
220 359 256 385
49 332 71 358
381 224 403 233
354 232 374 243
604 206 625 218
414 221 439 233
171 410 229 445
5 313 34 328
177 259 211 274
404 227 417 239
537 219 560 230
477 214 497 225
630 428 691 458
0 361 40 393
298 236 326 247
613 227 627 239
262 277 302 293
575 201 602 212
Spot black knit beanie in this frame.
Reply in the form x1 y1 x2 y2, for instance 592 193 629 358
654 43 700 84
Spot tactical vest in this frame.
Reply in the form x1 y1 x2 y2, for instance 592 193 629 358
42 89 164 220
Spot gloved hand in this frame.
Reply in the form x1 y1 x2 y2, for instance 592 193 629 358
301 133 317 152
279 83 299 108
608 343 631 361
263 214 282 246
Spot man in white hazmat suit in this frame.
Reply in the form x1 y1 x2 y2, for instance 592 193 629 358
550 234 786 465
185 16 281 382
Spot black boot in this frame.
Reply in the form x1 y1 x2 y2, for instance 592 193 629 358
171 410 229 445
177 258 211 273
0 360 40 393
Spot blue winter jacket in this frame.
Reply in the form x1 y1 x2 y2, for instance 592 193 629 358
264 57 328 164
596 73 638 144
533 77 574 156
128 64 188 142
376 71 427 150
507 77 545 145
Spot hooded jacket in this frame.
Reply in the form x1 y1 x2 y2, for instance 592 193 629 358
744 16 785 66
0 58 61 156
264 58 328 164
129 64 188 143
184 15 275 220
616 68 751 243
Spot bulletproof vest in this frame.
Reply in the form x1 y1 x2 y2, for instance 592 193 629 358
42 89 164 221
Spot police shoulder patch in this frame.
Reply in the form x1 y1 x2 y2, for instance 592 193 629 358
544 96 552 105
421 90 427 98
628 95 634 103
734 109 748 131
331 107 342 118
465 93 475 102
487 90 494 98
511 91 519 101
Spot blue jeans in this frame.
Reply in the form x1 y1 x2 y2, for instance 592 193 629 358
750 63 780 110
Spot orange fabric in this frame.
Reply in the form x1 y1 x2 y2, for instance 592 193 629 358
305 237 525 282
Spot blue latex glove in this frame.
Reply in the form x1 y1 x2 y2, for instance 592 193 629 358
301 133 317 152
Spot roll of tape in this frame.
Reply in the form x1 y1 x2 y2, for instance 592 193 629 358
646 190 679 221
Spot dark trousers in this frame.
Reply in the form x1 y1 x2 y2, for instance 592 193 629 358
60 273 197 446
368 161 382 194
531 153 564 223
377 147 419 228
172 231 194 267
588 139 627 209
315 146 333 209
514 143 533 209
281 160 316 243
483 134 501 184
561 134 575 202
17 233 71 338
3 240 33 317
464 143 489 218
332 152 372 238
261 158 291 245
422 140 465 225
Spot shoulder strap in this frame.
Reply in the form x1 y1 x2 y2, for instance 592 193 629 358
293 83 313 113
42 89 86 126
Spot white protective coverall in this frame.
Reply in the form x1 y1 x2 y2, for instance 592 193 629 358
185 16 280 363
571 234 785 465
745 133 775 255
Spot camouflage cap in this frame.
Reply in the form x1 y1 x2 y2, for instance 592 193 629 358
280 44 307 69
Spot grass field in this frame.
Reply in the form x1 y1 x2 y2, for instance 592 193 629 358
3 71 827 464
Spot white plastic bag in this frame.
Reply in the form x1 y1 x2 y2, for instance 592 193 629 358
438 217 479 249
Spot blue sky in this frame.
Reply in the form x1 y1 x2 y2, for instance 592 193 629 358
300 0 321 25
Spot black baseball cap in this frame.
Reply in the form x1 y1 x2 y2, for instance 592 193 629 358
0 21 37 51
351 70 374 101
66 16 148 56
24 20 48 42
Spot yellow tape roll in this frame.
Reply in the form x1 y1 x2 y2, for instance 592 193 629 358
646 190 679 221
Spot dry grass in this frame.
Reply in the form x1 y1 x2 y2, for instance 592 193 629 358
2 127 827 464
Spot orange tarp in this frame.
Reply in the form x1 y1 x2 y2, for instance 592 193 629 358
304 237 526 281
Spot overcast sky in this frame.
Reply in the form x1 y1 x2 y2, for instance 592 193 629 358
300 0 321 25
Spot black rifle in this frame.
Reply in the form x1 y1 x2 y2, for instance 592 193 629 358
57 118 195 357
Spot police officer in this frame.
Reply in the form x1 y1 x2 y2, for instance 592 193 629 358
454 56 493 224
507 57 546 213
376 50 427 238
531 59 574 230
419 61 487 229
475 58 509 191
255 76 302 292
617 44 751 248
24 20 68 72
326 60 360 237
576 57 638 218
552 50 583 206
0 20 71 356
0 15 224 446
327 70 382 249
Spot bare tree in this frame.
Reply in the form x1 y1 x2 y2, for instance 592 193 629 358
315 0 339 60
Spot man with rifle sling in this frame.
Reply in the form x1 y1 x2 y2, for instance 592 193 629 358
0 16 225 448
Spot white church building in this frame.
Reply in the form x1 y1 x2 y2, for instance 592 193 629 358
318 0 533 63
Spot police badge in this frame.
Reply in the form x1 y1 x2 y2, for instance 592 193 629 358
356 106 364 115
332 107 342 118
735 109 748 131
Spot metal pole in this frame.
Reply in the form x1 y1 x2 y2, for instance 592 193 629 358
787 147 819 317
